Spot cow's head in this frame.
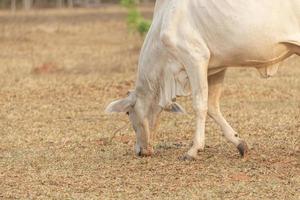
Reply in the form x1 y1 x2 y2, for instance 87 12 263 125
105 90 185 156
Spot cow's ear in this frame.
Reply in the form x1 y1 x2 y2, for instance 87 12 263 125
164 102 186 114
105 98 134 113
105 94 136 113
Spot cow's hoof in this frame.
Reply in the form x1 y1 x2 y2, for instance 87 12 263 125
179 154 197 161
237 141 249 158
136 146 154 157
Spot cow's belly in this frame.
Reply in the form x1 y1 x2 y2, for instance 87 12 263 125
208 42 293 68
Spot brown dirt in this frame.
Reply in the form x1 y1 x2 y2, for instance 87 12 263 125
0 5 299 200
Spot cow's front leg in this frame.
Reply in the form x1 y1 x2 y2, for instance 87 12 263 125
160 10 211 159
161 38 210 159
183 58 209 160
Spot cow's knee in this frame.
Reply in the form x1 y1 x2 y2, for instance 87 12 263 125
193 94 208 112
193 101 208 117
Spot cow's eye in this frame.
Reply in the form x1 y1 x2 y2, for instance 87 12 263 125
126 112 129 116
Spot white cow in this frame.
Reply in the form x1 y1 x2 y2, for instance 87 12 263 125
106 0 300 160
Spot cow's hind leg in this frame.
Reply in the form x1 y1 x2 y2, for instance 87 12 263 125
208 69 249 158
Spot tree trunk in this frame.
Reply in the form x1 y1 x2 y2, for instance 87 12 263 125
11 0 16 12
57 0 64 8
68 0 74 8
85 0 89 7
23 0 32 10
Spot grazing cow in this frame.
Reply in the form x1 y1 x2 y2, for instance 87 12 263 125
106 0 300 160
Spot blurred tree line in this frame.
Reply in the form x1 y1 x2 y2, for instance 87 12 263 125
0 0 154 10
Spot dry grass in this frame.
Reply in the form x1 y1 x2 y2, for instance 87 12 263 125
0 5 299 200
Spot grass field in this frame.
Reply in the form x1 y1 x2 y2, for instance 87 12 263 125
0 5 299 199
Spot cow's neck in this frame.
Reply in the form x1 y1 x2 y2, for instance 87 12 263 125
134 4 191 109
135 40 190 109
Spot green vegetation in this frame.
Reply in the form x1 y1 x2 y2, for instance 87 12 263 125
120 0 136 8
120 0 151 36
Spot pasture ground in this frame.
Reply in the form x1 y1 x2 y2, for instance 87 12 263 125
0 5 299 200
